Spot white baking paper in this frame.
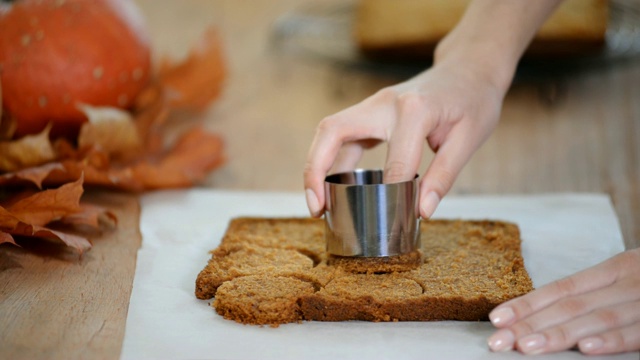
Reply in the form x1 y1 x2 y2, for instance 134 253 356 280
121 190 636 360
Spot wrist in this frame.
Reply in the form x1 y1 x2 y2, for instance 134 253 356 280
432 0 563 94
433 31 518 95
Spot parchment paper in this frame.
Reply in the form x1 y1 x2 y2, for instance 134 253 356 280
121 190 635 360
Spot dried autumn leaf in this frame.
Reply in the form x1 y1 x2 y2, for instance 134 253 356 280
0 177 94 253
19 224 91 253
44 156 137 190
159 28 226 111
131 126 225 189
77 104 141 158
133 82 169 154
42 146 119 188
134 80 163 112
54 139 111 168
0 162 65 188
28 226 91 253
0 124 56 172
0 230 17 246
43 127 225 191
58 203 117 230
1 176 83 226
0 206 91 253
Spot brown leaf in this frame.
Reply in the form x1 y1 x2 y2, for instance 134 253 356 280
0 206 20 231
0 162 65 188
42 157 135 191
0 124 56 172
159 28 226 111
2 176 83 226
43 128 224 191
0 191 91 254
0 231 17 246
31 226 92 253
130 127 225 189
20 223 91 253
77 104 141 158
133 82 170 154
59 203 117 230
134 81 163 112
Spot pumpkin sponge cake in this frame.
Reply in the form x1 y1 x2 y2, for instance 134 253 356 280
195 217 534 326
214 275 315 325
195 244 315 299
327 250 423 274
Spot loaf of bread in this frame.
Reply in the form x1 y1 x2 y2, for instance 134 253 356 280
355 0 608 60
195 217 533 326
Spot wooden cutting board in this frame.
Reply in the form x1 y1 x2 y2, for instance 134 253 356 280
0 191 141 360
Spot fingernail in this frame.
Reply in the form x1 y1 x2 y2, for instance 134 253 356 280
518 334 546 355
421 191 440 218
579 337 603 353
489 307 515 327
305 189 321 217
488 329 515 352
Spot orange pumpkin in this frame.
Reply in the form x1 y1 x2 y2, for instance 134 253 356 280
0 0 151 138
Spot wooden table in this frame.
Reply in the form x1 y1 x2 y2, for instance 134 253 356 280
1 1 638 358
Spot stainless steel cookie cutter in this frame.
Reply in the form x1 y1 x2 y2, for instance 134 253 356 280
324 169 420 257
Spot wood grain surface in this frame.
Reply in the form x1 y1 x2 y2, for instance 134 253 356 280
0 0 638 359
0 192 140 359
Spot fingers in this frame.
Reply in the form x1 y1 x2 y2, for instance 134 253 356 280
332 139 382 174
303 119 343 217
488 250 640 355
490 252 620 328
418 129 474 218
303 93 393 217
513 300 640 355
488 283 640 353
331 142 365 175
579 322 640 355
383 93 433 184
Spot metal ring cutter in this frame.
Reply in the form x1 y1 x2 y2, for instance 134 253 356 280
324 169 420 257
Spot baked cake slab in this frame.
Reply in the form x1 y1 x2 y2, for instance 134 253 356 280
196 217 533 326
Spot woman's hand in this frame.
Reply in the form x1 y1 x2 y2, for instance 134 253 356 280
302 0 563 218
303 58 507 218
488 248 640 355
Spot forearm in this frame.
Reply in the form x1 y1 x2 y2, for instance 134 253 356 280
434 0 562 92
